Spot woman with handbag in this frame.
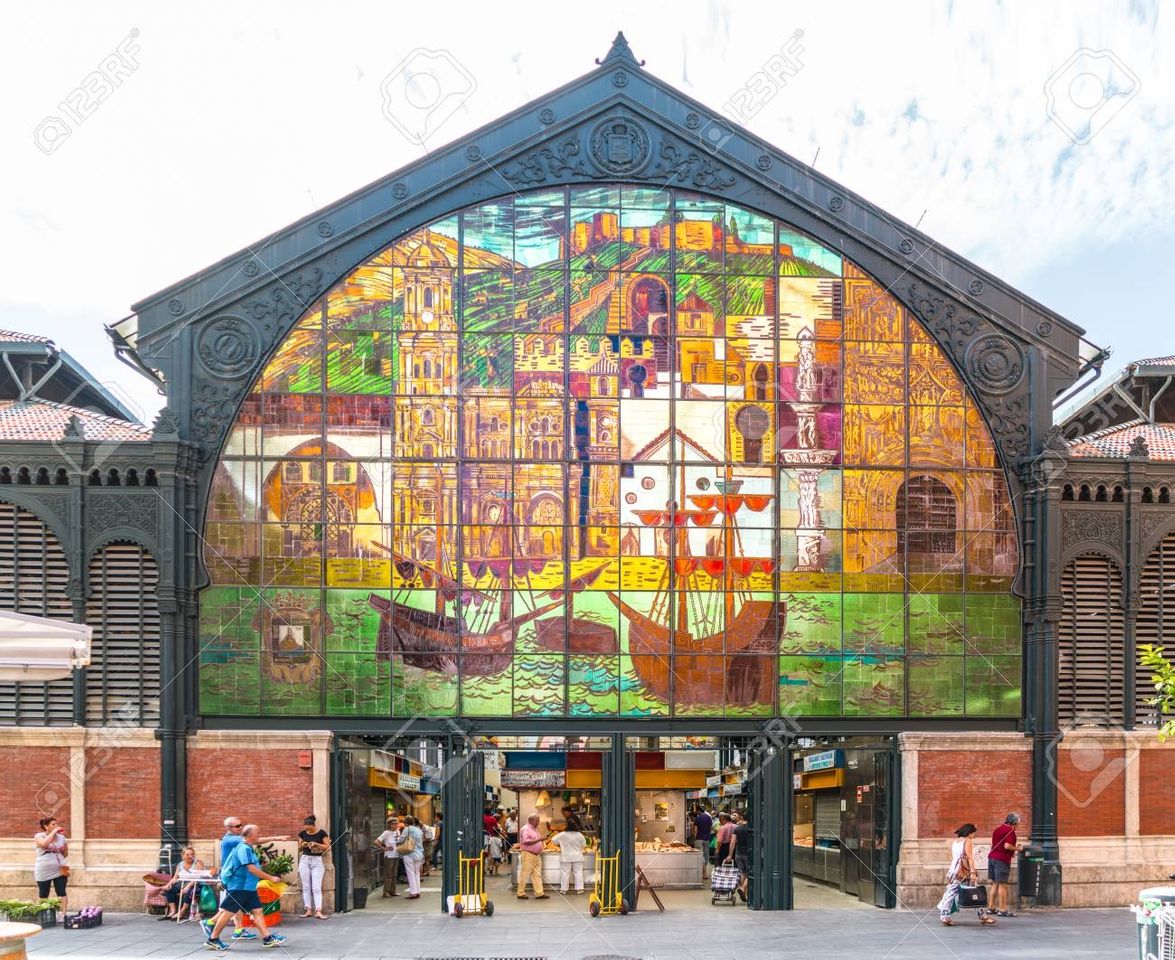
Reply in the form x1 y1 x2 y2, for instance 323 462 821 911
33 816 69 914
937 823 996 926
398 816 424 899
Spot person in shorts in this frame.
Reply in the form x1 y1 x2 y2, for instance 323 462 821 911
727 817 753 903
988 813 1023 917
204 824 285 951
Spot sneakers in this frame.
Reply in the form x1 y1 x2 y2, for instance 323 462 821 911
231 929 257 941
200 919 215 940
262 934 287 949
204 939 229 952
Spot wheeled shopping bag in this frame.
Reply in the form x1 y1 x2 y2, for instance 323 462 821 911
711 859 740 906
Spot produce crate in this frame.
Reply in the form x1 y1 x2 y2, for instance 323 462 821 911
33 909 58 928
64 911 103 929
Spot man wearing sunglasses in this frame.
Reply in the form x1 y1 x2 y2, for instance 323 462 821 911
205 817 288 944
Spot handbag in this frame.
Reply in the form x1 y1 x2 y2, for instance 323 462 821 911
958 883 988 908
395 834 416 855
58 865 71 877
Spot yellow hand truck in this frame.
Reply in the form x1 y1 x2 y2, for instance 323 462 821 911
451 851 494 918
588 851 629 917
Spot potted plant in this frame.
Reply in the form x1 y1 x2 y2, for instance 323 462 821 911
0 897 61 927
244 843 293 928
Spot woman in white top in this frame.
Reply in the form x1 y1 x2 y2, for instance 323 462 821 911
375 817 402 898
551 815 586 894
400 816 425 899
937 823 996 926
33 816 68 914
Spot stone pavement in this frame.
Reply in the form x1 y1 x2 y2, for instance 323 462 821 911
25 903 1136 960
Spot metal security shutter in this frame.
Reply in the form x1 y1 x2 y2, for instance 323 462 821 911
85 543 161 724
814 791 840 841
1137 531 1175 727
0 501 75 725
1058 553 1125 726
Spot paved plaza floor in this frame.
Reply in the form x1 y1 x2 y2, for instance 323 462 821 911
24 894 1137 960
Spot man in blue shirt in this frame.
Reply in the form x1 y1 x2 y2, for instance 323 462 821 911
212 817 255 943
204 824 285 951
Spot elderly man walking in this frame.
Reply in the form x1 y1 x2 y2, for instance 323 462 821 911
516 814 549 900
203 825 286 951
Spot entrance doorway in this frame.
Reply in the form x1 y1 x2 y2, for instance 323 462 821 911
790 737 898 909
329 731 899 917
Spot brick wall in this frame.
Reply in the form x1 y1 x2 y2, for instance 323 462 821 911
1139 750 1175 836
188 748 314 843
0 746 72 834
918 749 1032 838
1056 748 1126 836
84 748 160 839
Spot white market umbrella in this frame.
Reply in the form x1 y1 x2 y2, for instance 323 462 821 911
0 609 91 682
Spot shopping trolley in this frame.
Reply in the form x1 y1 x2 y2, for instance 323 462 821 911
451 851 493 917
710 858 740 906
588 851 628 917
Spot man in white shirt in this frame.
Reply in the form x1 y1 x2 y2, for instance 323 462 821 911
375 817 402 898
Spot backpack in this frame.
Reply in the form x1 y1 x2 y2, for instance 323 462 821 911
221 843 250 889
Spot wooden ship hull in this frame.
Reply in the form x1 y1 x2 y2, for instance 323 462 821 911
535 616 619 654
607 595 781 706
368 594 562 676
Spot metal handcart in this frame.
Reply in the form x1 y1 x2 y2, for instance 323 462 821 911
589 851 628 917
451 851 493 917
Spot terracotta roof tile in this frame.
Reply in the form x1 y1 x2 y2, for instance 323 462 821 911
0 399 150 442
0 329 54 346
1067 418 1175 461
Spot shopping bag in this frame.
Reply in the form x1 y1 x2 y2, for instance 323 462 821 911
711 860 740 893
198 883 219 915
958 883 988 908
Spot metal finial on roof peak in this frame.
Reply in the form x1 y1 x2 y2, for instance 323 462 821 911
597 31 644 68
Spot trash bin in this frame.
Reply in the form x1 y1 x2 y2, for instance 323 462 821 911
1017 844 1044 906
1133 886 1175 960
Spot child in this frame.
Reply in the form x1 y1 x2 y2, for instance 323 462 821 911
485 832 505 875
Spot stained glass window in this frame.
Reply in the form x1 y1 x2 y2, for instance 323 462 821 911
198 187 1021 719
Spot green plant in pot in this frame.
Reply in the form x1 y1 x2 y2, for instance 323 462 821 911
0 897 61 923
254 842 293 878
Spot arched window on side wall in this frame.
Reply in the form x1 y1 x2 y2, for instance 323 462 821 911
0 501 74 725
85 542 161 725
1138 530 1175 726
896 475 957 556
1058 552 1125 726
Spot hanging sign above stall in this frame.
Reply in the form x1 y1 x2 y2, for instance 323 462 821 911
803 750 840 772
398 774 421 792
501 768 564 788
722 782 743 796
705 774 722 787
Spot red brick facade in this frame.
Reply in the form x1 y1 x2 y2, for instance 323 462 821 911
84 748 160 839
1139 750 1175 836
0 746 71 834
187 748 314 840
917 749 1032 838
1056 748 1126 836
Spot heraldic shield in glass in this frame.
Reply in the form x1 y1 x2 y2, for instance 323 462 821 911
199 186 1021 720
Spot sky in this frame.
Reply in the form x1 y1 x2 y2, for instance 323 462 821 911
1 0 1172 422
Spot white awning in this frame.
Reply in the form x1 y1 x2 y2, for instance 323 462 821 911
0 610 91 682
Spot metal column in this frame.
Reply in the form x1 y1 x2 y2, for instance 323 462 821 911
747 737 791 910
601 734 635 909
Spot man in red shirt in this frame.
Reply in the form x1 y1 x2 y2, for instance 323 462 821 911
988 812 1023 917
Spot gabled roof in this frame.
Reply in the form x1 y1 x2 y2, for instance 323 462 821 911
124 32 1088 400
0 399 151 443
0 329 54 345
631 426 720 463
1067 419 1175 461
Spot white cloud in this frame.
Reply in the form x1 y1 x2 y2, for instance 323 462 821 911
0 0 1171 419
